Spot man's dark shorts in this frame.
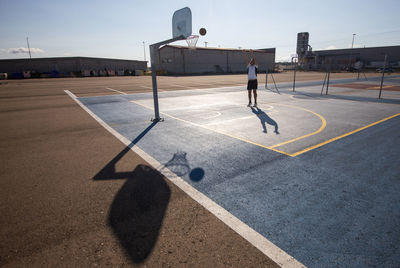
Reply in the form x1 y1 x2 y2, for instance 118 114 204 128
247 79 258 90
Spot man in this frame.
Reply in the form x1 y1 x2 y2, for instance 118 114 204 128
243 50 258 106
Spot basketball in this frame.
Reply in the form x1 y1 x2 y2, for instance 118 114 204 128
199 28 207 36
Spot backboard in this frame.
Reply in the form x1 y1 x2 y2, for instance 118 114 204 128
172 7 192 38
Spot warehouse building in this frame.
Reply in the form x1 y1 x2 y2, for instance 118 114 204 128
296 32 400 71
0 57 147 78
303 46 400 71
155 45 276 75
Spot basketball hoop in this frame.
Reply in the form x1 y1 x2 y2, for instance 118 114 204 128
186 35 199 50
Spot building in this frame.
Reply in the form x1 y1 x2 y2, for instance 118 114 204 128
296 32 400 71
304 46 400 71
0 57 147 78
155 45 276 75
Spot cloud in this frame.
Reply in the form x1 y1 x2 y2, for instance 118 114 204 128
276 55 292 62
323 45 338 50
8 47 45 54
316 44 364 51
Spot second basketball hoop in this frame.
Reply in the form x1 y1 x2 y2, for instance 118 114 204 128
186 35 199 50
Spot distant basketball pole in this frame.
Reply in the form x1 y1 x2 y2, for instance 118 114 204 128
26 37 32 59
379 54 387 99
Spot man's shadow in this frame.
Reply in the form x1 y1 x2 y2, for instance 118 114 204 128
93 122 171 263
250 106 279 134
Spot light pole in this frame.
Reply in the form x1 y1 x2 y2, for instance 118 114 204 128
143 41 146 62
351 33 356 49
348 33 356 71
292 56 298 92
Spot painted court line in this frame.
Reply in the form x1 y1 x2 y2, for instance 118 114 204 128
130 100 291 156
131 99 327 157
170 84 197 89
140 85 165 92
64 90 304 268
290 112 400 156
131 98 399 158
84 86 399 159
269 102 327 149
106 87 127 95
167 83 246 90
205 115 254 126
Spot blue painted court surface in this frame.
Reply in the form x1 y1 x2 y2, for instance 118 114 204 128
78 77 400 267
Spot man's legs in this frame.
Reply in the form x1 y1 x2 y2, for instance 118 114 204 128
248 90 252 106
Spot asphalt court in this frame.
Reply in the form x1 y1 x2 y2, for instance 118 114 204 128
73 77 400 267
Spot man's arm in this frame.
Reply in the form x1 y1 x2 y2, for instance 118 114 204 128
242 50 249 66
250 50 257 65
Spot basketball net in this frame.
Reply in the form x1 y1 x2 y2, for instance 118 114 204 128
186 35 199 50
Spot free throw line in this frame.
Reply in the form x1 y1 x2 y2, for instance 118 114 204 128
130 100 292 156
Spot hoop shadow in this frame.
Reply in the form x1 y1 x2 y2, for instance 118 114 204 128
93 121 170 263
250 106 279 134
163 151 205 182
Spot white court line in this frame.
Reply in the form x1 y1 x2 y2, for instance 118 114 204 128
170 84 198 89
64 89 305 268
194 83 246 88
200 111 222 119
204 115 254 126
167 83 246 90
188 81 245 87
106 87 127 95
109 85 165 93
140 85 165 92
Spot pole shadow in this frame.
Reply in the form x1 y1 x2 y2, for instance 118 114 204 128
250 106 279 134
93 121 170 263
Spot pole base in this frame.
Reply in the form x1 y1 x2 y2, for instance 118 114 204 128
151 117 164 122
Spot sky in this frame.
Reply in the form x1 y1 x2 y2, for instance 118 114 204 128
1 0 400 63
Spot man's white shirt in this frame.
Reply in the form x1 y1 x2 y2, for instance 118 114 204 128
247 64 258 80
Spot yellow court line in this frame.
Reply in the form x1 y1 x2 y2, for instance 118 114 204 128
131 100 399 158
269 102 327 148
367 85 396 90
130 100 292 156
290 112 400 157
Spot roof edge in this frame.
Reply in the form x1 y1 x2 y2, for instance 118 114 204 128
161 45 275 53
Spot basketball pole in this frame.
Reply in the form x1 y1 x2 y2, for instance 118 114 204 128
378 54 387 99
325 70 331 95
270 73 280 94
149 36 186 121
320 72 328 95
